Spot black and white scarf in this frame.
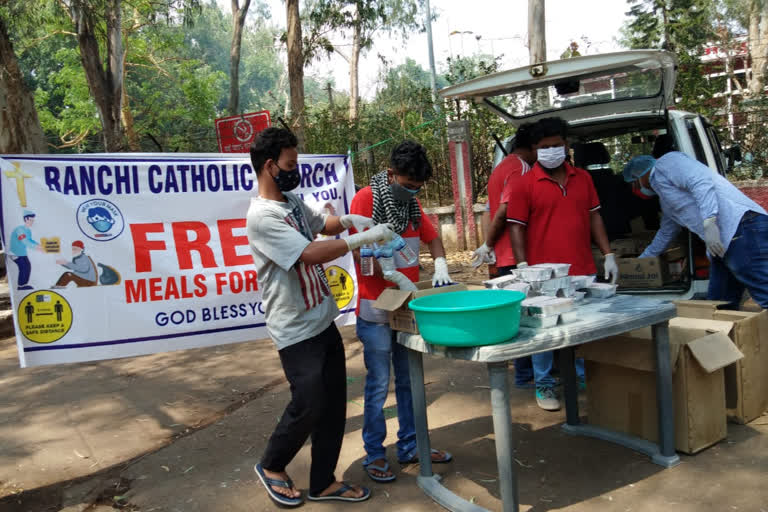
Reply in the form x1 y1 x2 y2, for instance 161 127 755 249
370 171 421 234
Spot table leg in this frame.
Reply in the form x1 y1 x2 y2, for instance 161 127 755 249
559 347 580 426
652 321 680 466
407 348 433 478
487 361 519 512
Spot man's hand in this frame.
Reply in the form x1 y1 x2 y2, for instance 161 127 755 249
604 253 619 284
471 243 496 268
384 270 418 291
516 261 528 269
432 257 452 287
339 214 375 233
703 216 726 258
345 223 395 250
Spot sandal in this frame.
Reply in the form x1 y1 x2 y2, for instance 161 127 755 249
398 448 453 465
363 459 396 483
254 463 303 507
307 482 371 502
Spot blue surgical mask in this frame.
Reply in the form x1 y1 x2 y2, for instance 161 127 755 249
640 186 656 197
91 220 113 233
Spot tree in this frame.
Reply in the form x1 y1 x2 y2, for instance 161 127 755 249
0 13 47 153
747 0 768 96
228 0 252 115
305 0 424 122
286 0 306 151
58 0 125 151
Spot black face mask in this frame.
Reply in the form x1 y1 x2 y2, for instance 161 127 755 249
273 165 301 192
389 182 420 203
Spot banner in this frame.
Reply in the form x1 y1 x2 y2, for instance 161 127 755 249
0 153 358 367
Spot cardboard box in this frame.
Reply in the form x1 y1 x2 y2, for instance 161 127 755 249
579 324 744 454
372 281 467 334
610 238 640 256
661 245 686 261
674 300 768 424
617 257 670 288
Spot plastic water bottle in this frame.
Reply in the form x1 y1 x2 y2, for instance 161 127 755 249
360 244 374 276
374 243 395 274
390 233 418 265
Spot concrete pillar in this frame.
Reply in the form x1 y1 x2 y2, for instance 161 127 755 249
447 120 476 250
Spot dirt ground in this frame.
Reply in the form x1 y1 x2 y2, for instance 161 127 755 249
0 254 767 511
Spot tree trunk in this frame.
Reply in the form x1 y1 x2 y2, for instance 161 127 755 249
70 0 124 151
0 16 47 153
228 0 251 115
748 0 768 97
348 5 361 123
286 0 306 151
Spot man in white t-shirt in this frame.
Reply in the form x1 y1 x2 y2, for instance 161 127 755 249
247 128 394 507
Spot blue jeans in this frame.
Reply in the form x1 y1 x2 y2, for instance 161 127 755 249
529 351 585 388
356 318 417 464
708 212 768 309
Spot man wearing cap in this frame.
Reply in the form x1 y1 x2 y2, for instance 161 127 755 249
624 151 768 308
53 241 98 288
9 210 44 290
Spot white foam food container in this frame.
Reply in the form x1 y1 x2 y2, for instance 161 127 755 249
516 266 553 282
530 263 572 278
586 283 617 298
483 274 518 289
570 275 596 289
528 276 572 292
521 296 574 315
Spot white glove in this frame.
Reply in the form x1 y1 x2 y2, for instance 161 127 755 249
384 270 418 291
339 214 375 233
471 243 496 268
345 223 395 251
432 257 452 287
603 252 619 284
703 216 726 258
516 261 528 269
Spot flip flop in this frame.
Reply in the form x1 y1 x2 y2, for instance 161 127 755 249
254 463 303 507
398 448 453 465
363 460 396 483
307 482 371 502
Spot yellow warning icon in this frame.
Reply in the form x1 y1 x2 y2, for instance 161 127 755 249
325 265 354 310
17 290 73 344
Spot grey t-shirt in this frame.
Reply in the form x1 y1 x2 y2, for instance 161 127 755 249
246 192 339 350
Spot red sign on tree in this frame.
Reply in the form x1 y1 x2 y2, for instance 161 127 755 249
215 111 271 153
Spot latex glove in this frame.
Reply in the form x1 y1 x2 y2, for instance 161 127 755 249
516 261 528 269
604 252 619 284
339 214 375 233
471 243 496 268
384 270 418 291
703 216 726 258
432 257 452 287
345 223 395 250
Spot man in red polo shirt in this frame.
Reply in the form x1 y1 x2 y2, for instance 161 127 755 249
472 123 537 389
472 122 536 272
505 117 618 411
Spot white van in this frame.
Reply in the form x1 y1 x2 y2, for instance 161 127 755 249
439 50 742 299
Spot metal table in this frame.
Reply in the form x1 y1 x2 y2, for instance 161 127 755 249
397 295 680 512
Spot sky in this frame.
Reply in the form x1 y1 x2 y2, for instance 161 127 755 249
251 0 631 99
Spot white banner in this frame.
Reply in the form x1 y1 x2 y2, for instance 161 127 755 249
0 153 358 367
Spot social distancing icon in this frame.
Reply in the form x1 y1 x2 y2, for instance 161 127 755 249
325 265 354 310
17 290 73 343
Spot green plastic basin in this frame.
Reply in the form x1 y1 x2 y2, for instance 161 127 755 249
408 289 525 347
